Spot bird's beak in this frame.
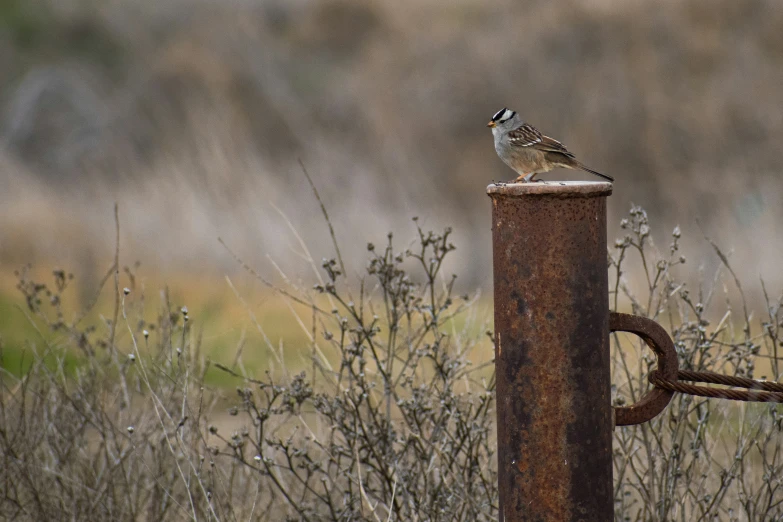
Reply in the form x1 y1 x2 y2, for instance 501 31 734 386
487 120 496 128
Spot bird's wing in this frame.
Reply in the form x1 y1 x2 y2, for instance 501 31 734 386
536 135 575 158
508 124 576 159
507 123 545 147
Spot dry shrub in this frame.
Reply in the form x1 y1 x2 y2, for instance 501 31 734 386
2 206 783 521
611 206 783 521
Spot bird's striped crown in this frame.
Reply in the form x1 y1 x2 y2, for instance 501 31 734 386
491 108 516 124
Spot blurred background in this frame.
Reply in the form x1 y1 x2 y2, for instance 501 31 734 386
1 0 782 303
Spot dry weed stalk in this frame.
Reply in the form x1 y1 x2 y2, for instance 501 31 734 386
1 204 782 521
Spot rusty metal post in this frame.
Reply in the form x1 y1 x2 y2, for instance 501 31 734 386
488 181 613 521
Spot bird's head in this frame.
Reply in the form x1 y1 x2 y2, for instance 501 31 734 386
487 108 517 128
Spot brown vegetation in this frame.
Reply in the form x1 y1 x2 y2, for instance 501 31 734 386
1 0 783 291
2 207 783 520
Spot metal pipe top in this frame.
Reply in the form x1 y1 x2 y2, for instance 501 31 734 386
486 181 613 198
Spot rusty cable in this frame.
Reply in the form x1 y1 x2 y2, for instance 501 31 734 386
648 370 783 403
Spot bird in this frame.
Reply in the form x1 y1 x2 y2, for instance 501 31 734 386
487 108 613 183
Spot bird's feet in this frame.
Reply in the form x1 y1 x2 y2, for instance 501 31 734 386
511 173 542 183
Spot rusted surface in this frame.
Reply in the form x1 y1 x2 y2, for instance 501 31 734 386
487 180 613 198
610 312 677 426
674 370 783 393
489 181 613 522
649 370 783 403
610 313 783 412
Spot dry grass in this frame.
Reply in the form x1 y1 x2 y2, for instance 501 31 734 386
610 206 783 521
2 0 783 291
2 1 783 519
2 204 783 520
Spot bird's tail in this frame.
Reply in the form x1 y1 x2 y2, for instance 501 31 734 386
576 162 614 182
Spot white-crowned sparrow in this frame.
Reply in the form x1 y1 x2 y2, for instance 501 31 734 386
487 108 613 183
